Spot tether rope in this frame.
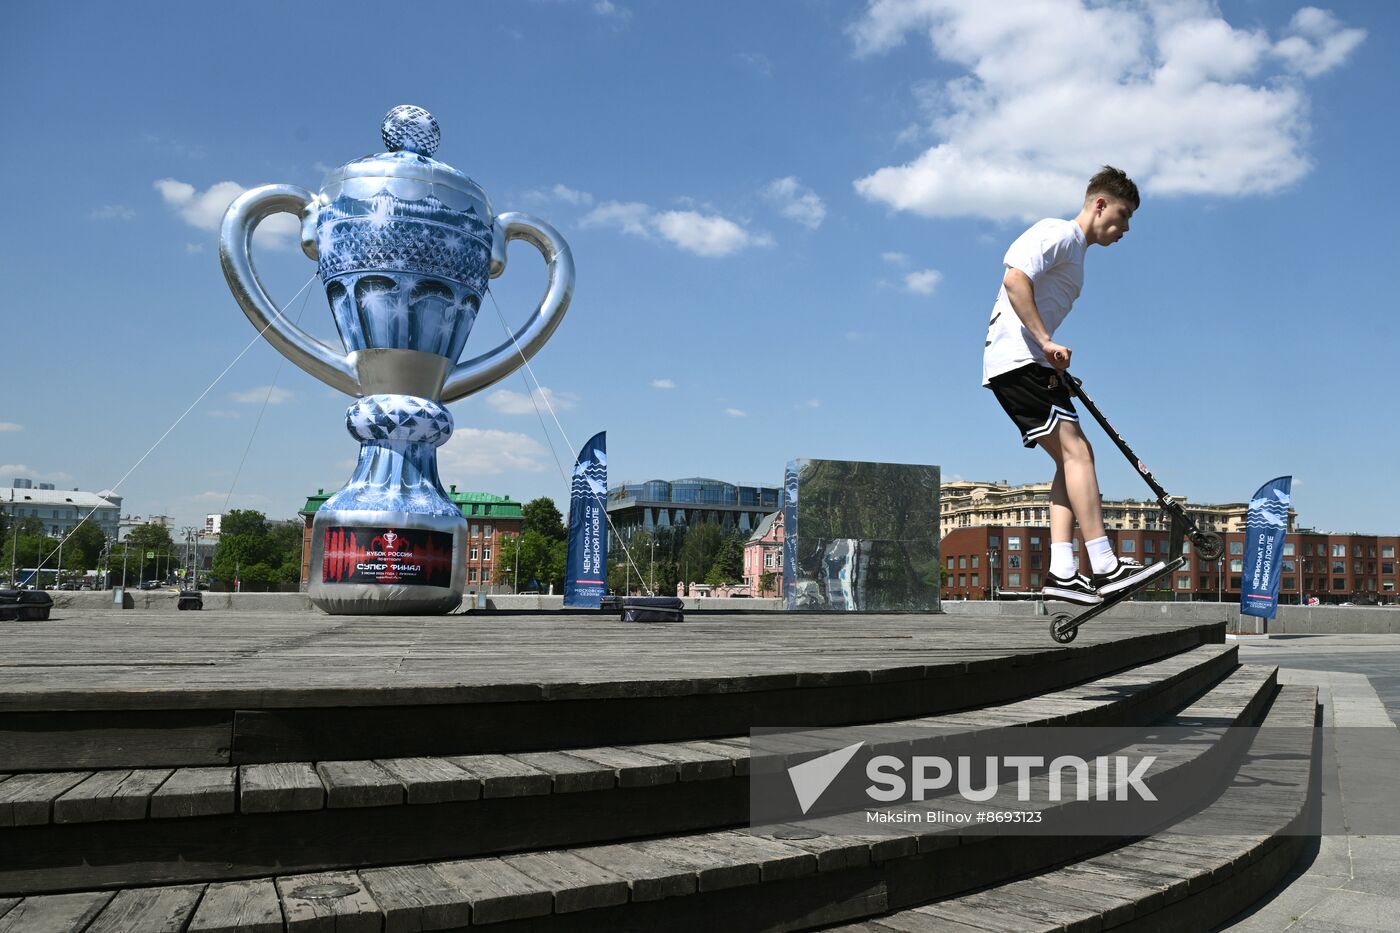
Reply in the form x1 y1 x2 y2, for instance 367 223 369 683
27 273 319 582
483 285 654 595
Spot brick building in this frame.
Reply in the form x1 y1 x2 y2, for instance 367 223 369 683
940 480 1297 539
299 486 524 593
941 525 1399 605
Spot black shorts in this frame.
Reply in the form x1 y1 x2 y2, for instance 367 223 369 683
988 363 1079 448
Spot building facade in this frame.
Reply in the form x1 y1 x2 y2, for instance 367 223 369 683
298 486 524 593
940 480 1296 539
941 525 1400 605
743 510 784 597
2 479 121 541
606 478 782 545
118 513 175 541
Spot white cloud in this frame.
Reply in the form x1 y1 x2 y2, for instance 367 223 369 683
0 465 72 483
204 410 240 420
526 183 594 208
438 428 550 476
737 51 773 76
1275 7 1366 77
881 251 910 266
0 422 22 432
904 268 944 295
593 0 631 21
231 386 294 405
795 399 822 410
89 205 135 221
653 210 770 257
725 408 747 418
191 491 270 507
763 177 827 229
583 200 771 257
486 386 579 415
581 201 653 237
156 178 299 243
651 378 676 389
850 1 1365 221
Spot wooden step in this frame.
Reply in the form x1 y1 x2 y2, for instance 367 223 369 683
0 646 1239 894
0 664 1285 931
0 615 1225 769
828 684 1318 932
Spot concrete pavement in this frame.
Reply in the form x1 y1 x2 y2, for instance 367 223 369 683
1219 636 1400 931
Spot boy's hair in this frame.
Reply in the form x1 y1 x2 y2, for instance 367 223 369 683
1085 165 1140 211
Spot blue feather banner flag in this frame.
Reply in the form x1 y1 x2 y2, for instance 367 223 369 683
1240 475 1291 620
564 432 607 608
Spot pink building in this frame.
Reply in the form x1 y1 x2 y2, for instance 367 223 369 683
744 510 784 597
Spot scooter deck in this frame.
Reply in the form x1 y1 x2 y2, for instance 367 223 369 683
1049 557 1185 643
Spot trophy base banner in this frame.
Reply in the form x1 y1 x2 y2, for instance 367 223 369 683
308 510 464 615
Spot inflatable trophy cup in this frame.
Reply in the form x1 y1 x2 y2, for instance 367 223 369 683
219 106 573 614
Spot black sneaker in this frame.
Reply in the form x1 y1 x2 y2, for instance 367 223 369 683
1092 558 1164 596
1041 571 1102 605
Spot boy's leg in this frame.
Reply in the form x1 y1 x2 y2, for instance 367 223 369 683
987 364 1154 600
1040 421 1159 595
1037 426 1105 604
1038 422 1105 542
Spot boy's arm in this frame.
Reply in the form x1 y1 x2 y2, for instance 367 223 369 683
1002 268 1071 370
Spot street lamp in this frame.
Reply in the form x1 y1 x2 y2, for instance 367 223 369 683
988 548 999 601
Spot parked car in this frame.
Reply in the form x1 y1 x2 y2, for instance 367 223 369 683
137 581 162 590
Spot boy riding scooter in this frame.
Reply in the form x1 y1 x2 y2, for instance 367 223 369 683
982 166 1161 605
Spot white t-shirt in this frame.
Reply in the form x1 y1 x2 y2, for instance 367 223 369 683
982 218 1087 385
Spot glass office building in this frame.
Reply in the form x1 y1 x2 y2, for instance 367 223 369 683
606 477 782 543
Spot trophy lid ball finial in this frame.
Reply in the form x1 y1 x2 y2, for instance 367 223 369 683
381 105 441 157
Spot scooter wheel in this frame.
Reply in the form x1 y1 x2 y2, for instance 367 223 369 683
1194 531 1225 562
1050 613 1078 644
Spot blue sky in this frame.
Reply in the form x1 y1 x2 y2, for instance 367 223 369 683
1 0 1394 535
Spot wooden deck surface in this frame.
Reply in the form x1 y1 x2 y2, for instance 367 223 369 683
0 608 1218 712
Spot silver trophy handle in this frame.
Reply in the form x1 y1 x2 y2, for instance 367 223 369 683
219 185 360 396
440 212 575 404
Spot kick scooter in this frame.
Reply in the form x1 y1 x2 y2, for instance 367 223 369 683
1047 372 1225 644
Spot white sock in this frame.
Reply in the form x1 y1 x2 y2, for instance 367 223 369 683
1086 536 1117 575
1050 543 1075 578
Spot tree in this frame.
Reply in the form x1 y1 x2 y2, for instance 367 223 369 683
494 530 566 593
63 522 108 572
211 511 303 590
221 509 270 540
3 518 55 586
123 523 176 582
522 497 566 542
705 533 746 586
267 520 304 582
15 516 44 537
760 571 778 596
678 523 723 587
